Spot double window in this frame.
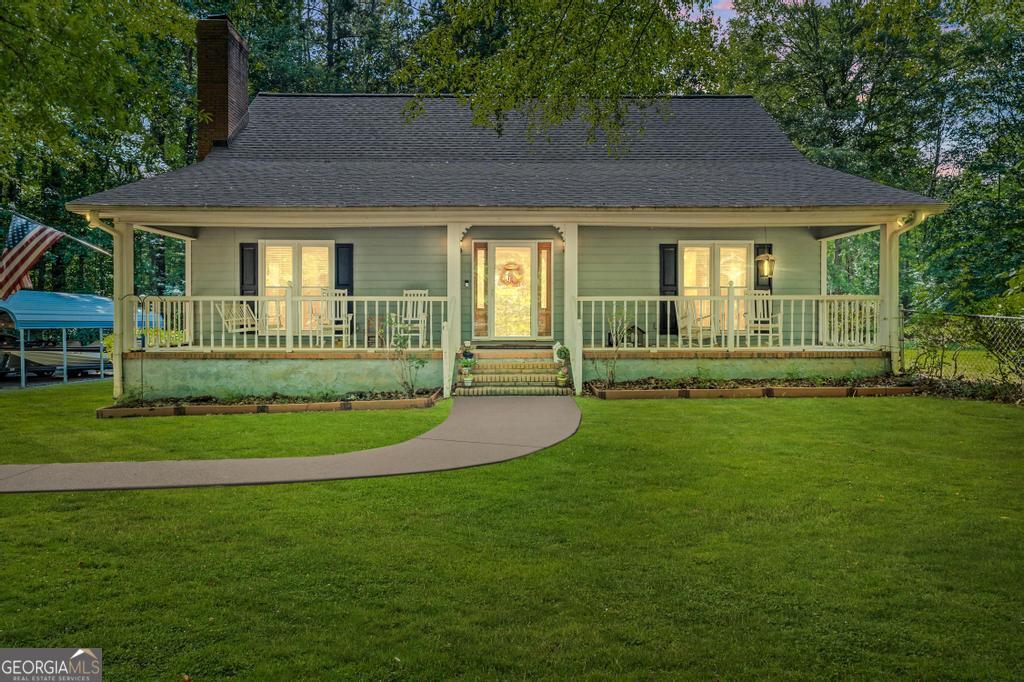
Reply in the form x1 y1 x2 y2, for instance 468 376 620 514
679 242 753 296
679 241 754 330
259 240 334 329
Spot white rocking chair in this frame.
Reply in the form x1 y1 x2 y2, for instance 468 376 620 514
746 290 784 347
399 289 430 348
677 299 717 348
315 289 354 348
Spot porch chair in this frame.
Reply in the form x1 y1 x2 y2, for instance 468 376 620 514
677 299 717 348
217 301 258 334
745 290 784 347
399 289 430 348
315 288 353 348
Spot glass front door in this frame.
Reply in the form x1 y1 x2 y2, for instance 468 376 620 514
493 245 533 337
472 240 554 340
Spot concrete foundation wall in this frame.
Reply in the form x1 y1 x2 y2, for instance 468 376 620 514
582 356 889 382
123 357 443 400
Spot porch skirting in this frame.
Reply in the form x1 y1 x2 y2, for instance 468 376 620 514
122 355 442 401
581 351 889 382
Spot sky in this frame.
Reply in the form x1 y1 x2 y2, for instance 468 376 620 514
712 0 737 22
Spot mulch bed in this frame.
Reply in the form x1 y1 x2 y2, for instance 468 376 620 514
584 375 915 395
98 388 443 418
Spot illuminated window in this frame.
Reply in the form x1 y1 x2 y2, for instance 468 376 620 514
680 242 752 330
538 242 552 336
260 240 334 330
473 242 488 337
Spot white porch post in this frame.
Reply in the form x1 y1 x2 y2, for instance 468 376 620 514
184 238 193 344
445 223 466 397
878 222 900 365
111 221 135 399
558 222 581 395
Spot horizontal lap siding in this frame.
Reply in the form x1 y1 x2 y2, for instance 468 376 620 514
579 226 822 296
190 227 447 296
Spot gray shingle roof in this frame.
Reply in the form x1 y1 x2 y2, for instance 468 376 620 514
69 94 941 209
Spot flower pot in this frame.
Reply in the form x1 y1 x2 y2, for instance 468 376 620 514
463 377 474 387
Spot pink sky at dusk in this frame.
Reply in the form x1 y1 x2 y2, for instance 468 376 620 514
713 0 736 21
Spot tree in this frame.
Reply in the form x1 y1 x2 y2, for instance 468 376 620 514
397 0 717 147
0 0 191 183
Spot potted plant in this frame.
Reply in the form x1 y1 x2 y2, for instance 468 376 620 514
555 366 569 388
459 357 476 375
462 371 474 388
556 343 570 367
462 340 475 360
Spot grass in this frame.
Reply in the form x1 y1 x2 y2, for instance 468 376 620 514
0 381 450 464
1 389 1022 678
903 347 1004 381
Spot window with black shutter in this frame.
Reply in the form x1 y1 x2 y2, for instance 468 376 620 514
659 244 678 335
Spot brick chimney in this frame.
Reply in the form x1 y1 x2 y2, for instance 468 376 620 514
196 15 249 161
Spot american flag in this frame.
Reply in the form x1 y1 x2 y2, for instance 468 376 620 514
0 215 64 300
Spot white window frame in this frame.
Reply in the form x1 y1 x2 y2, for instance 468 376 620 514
677 240 755 295
257 239 335 331
257 240 335 296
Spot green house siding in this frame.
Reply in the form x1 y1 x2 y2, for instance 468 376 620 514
189 225 827 346
578 226 822 297
190 226 448 297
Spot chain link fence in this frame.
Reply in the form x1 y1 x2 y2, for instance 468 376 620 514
901 311 1024 389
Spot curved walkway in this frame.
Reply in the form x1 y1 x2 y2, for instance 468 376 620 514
0 396 581 494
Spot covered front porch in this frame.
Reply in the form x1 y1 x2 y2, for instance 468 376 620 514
85 207 924 399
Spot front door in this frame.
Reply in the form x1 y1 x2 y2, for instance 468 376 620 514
472 240 553 340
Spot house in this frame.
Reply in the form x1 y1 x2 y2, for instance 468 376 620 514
67 15 946 400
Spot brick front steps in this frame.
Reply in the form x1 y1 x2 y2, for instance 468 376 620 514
595 386 917 400
455 350 573 397
455 386 574 396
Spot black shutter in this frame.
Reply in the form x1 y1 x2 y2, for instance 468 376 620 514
754 243 773 291
659 244 678 335
239 243 258 295
335 244 354 294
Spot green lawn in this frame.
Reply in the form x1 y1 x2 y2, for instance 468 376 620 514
904 347 1002 381
1 389 1022 679
0 381 449 464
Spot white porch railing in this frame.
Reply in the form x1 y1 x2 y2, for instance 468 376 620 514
127 293 451 352
577 292 882 351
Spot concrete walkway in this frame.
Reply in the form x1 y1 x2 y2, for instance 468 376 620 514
0 396 581 494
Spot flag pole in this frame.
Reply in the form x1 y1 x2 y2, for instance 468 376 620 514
2 208 111 257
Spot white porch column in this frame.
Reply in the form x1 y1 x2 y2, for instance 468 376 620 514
184 238 193 296
558 222 581 395
445 224 466 397
111 221 135 399
878 222 900 365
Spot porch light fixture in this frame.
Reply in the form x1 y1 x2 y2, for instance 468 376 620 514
755 250 776 278
755 227 776 278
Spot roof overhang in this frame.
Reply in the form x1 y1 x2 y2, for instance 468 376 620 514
66 203 947 231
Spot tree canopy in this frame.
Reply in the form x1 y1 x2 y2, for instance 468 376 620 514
0 0 1020 313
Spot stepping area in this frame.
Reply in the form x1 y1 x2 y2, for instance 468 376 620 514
0 396 581 493
455 348 573 396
